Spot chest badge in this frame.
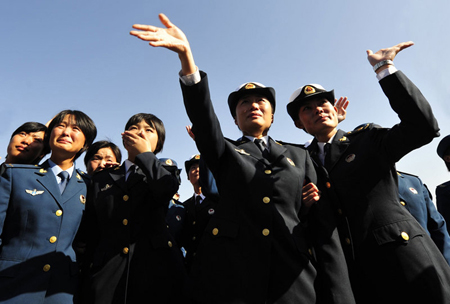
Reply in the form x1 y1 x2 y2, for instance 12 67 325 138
208 208 215 215
345 154 356 163
409 187 418 195
286 158 296 167
101 184 112 191
80 195 86 204
176 215 182 221
235 148 250 156
26 189 44 196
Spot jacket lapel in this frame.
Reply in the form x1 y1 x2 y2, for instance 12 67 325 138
35 161 63 207
109 165 127 192
327 129 350 171
60 169 86 204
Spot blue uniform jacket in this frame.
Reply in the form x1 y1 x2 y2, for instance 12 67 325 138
0 161 88 303
397 171 450 265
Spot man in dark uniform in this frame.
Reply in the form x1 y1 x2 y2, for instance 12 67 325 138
436 135 450 234
181 154 218 272
287 41 450 303
130 14 355 304
397 171 450 265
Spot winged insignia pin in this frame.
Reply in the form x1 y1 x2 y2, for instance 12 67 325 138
25 189 44 196
101 184 112 191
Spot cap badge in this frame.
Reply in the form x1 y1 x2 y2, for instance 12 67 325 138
165 159 173 166
208 208 215 215
245 83 256 90
345 154 356 163
287 158 296 167
304 86 316 95
195 154 200 160
409 187 418 195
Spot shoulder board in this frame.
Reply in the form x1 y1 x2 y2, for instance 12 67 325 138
438 181 450 188
4 163 42 169
225 137 242 145
347 123 376 135
397 171 419 179
276 140 304 148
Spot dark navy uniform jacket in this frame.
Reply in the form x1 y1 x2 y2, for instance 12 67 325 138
308 71 450 304
0 161 88 303
397 171 450 265
436 180 450 235
181 72 320 304
78 152 188 304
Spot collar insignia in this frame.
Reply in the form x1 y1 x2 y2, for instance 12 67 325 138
26 189 44 196
409 187 418 195
76 173 81 180
339 136 348 142
345 154 356 163
39 169 47 174
287 157 296 166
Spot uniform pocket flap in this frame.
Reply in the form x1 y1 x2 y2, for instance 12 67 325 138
372 220 425 245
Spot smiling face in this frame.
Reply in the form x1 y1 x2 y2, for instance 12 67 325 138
295 98 339 142
6 131 45 164
234 94 274 138
49 114 86 161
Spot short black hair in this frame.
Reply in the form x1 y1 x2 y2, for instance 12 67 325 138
46 110 97 160
124 113 165 155
8 122 50 163
84 140 122 167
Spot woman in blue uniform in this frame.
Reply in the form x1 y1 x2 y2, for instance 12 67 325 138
0 110 96 303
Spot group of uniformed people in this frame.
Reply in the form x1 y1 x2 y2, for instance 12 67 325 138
2 12 450 304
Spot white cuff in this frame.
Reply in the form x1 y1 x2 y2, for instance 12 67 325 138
376 65 398 81
179 67 201 86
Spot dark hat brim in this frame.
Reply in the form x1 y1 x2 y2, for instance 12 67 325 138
287 90 335 121
437 135 450 159
228 87 276 118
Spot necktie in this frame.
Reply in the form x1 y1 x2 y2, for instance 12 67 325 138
195 195 202 205
58 171 69 194
254 139 270 159
324 143 331 167
126 165 136 181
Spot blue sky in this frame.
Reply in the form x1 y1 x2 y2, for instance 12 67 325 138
2 0 450 201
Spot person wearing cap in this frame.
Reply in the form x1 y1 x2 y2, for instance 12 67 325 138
436 135 450 234
78 113 188 303
287 41 450 303
130 14 332 304
181 154 219 273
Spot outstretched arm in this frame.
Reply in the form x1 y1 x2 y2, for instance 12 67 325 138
130 13 197 76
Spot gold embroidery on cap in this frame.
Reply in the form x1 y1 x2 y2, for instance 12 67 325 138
304 86 316 95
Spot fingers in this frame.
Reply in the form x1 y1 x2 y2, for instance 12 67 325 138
366 49 373 56
395 41 414 53
158 13 174 29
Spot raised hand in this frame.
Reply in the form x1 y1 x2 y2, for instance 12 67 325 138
367 41 414 70
335 97 349 123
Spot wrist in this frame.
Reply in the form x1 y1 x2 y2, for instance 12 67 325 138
373 60 394 73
